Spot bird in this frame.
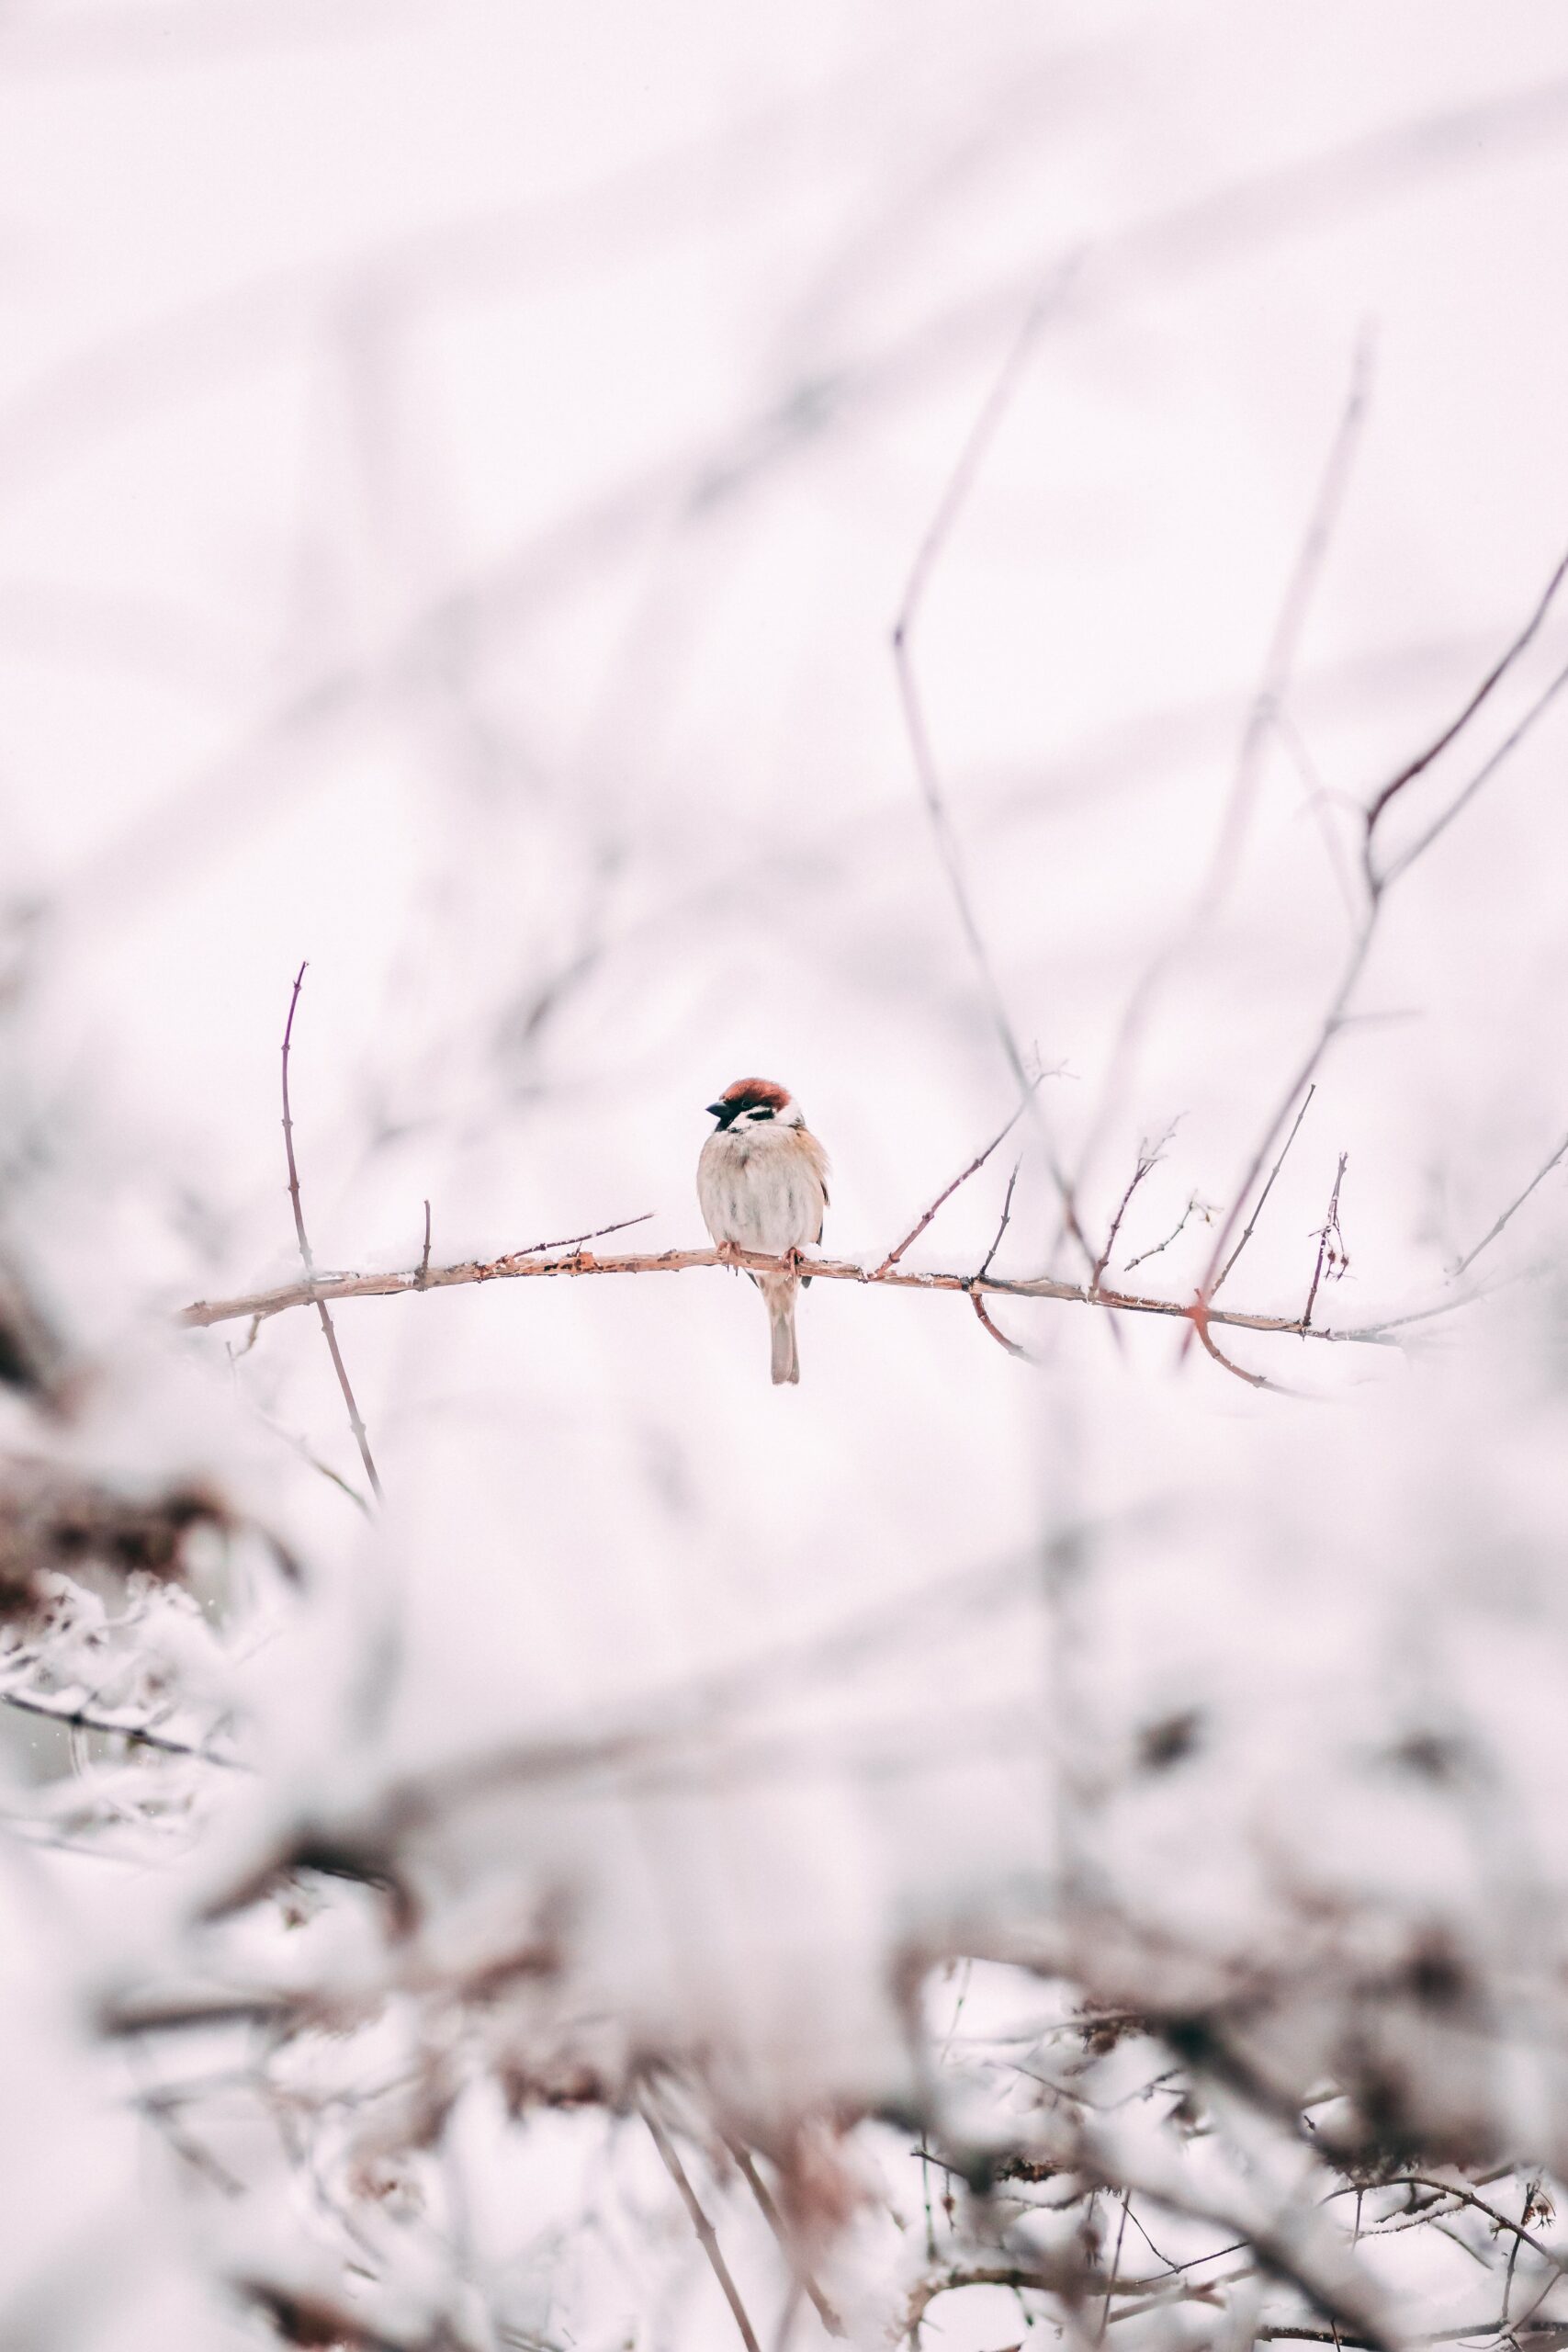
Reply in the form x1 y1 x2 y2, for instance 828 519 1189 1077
697 1077 830 1385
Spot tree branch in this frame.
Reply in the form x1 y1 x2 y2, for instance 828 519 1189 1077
1302 1151 1349 1329
1209 1084 1315 1302
279 964 382 1505
890 263 1096 1274
0 1680 248 1770
181 1238 1409 1353
1361 537 1568 872
640 2101 761 2352
1450 1124 1568 1278
874 1091 1040 1276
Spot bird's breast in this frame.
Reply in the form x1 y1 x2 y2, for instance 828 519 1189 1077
698 1131 822 1253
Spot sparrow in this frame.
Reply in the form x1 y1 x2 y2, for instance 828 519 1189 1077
697 1078 830 1385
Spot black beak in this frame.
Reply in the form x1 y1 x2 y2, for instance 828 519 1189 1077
705 1102 726 1119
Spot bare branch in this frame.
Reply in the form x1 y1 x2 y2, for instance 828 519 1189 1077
1071 333 1372 1215
977 1159 1021 1279
1090 1131 1171 1295
970 1289 1033 1362
1362 537 1568 873
1380 648 1568 888
180 1241 1404 1354
725 2140 844 2339
1271 707 1360 928
496 1212 654 1261
1194 540 1568 1353
1210 1084 1316 1300
417 1198 432 1288
279 964 382 1505
1190 1310 1281 1394
0 1680 248 1770
1123 1193 1210 1273
1302 1151 1349 1330
904 2261 1066 2344
640 2101 761 2352
875 1092 1040 1276
1451 1125 1568 1278
890 264 1095 1272
1207 324 1375 915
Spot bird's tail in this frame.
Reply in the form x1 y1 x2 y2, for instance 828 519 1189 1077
766 1284 799 1386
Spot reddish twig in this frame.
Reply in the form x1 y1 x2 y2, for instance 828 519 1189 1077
1210 1085 1315 1301
498 1211 653 1261
978 1159 1021 1279
280 964 382 1505
876 1093 1040 1276
1450 1126 1568 1279
1190 1308 1280 1394
1123 1193 1210 1273
970 1289 1033 1361
640 2102 761 2352
1302 1152 1349 1330
416 1199 432 1287
1090 1131 1171 1294
1362 537 1568 880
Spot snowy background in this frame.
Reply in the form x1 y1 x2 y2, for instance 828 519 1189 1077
4 4 1568 2346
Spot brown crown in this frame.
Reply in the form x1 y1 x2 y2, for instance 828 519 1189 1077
715 1077 790 1111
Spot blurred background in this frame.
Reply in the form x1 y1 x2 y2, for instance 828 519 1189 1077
4 4 1568 2347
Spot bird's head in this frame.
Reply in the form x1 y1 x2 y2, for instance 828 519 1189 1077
705 1077 802 1133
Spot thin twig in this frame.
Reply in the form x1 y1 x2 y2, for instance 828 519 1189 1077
1325 2176 1568 2285
280 965 382 1505
417 1200 432 1287
1206 325 1376 914
1123 1193 1209 1273
1090 1132 1170 1294
1187 916 1373 1360
1302 1152 1349 1330
497 1212 654 1261
876 1092 1040 1275
1191 1312 1281 1394
640 2102 761 2352
0 1682 248 1770
1379 649 1568 888
970 1289 1033 1361
1210 1085 1315 1300
890 262 1094 1272
1362 537 1568 875
1192 550 1568 1359
1450 1128 1568 1278
1070 332 1372 1226
1271 707 1360 928
905 2262 1065 2345
978 1159 1021 1279
1099 2191 1131 2339
726 2140 844 2339
1503 2176 1543 2325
